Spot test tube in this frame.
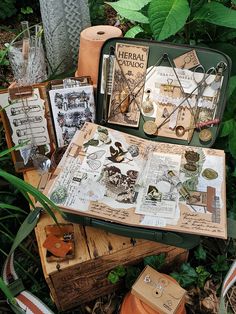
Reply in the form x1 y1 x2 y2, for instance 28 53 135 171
21 21 30 39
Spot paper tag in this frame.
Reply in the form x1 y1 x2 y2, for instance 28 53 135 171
132 266 186 314
173 50 200 69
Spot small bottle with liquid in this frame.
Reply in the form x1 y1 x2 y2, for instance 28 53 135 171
167 170 190 200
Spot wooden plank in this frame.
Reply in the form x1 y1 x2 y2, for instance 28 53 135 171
24 169 188 311
23 169 41 186
84 226 132 258
50 239 187 310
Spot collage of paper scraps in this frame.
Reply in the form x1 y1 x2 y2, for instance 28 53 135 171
46 122 226 239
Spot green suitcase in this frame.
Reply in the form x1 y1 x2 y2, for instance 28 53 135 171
62 38 231 249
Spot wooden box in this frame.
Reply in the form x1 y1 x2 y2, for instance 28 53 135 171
25 170 188 311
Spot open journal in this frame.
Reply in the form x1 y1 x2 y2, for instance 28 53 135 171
43 122 226 239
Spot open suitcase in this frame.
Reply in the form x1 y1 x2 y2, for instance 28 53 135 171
1 38 231 249
58 38 231 249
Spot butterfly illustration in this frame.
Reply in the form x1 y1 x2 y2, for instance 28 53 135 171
86 149 106 170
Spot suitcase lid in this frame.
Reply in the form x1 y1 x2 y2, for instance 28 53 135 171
96 37 231 148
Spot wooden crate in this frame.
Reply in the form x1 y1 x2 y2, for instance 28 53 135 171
25 170 188 311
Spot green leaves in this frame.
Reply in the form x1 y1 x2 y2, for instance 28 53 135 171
105 0 149 23
148 0 190 40
106 0 150 11
171 263 198 288
20 6 33 15
0 0 17 20
219 119 236 137
107 265 126 284
211 255 229 273
194 244 207 261
0 277 26 314
194 2 236 29
125 25 144 38
125 266 141 289
227 75 236 100
229 129 236 159
0 169 61 223
195 266 210 289
107 0 236 42
0 277 15 305
0 49 9 66
9 208 41 255
143 253 166 270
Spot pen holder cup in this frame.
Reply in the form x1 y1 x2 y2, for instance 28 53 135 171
8 40 47 85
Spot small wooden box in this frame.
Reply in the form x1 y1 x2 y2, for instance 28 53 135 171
25 170 188 311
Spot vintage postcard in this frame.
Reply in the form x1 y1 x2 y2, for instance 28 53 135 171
1 88 52 170
49 85 95 147
4 89 50 147
43 122 227 239
108 43 149 127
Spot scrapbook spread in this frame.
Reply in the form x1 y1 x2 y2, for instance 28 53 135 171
45 122 227 239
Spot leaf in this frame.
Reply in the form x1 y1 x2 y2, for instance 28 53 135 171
196 266 210 289
0 143 29 158
83 139 99 148
114 265 126 277
97 126 108 135
107 265 126 284
228 128 236 158
219 119 235 137
21 6 33 15
125 266 141 289
148 0 190 40
216 28 236 42
211 255 229 272
189 0 206 16
227 76 236 100
194 244 207 261
107 270 119 284
9 208 41 255
0 203 27 214
170 263 197 288
144 253 166 270
194 2 236 29
0 277 15 305
105 0 149 23
232 167 236 178
207 43 236 76
105 0 151 11
0 170 61 222
125 25 144 38
109 6 149 23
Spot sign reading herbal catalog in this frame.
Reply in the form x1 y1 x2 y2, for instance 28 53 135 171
108 43 149 127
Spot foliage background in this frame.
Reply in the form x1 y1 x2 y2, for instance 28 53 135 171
0 0 236 313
